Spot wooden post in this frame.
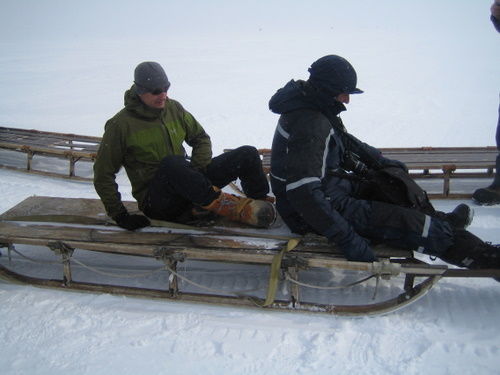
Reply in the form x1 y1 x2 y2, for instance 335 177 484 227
154 247 184 298
442 166 456 197
0 242 13 264
8 243 14 264
26 151 33 171
167 259 179 297
48 241 74 286
282 254 306 308
69 156 76 177
287 266 300 308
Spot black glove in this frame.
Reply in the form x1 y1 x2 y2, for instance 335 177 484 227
378 157 408 173
329 231 377 262
113 212 150 231
338 238 377 262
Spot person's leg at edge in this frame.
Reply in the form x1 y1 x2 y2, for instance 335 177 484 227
336 197 500 275
206 146 269 199
144 154 275 228
472 101 500 204
143 155 218 221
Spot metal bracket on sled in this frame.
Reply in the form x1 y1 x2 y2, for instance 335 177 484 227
281 254 308 270
371 260 402 280
48 241 75 286
281 254 308 308
154 247 186 297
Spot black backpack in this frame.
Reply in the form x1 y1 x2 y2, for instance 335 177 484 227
355 166 436 216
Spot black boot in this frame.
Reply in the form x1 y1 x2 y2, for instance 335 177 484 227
444 203 474 230
472 185 500 206
440 230 500 280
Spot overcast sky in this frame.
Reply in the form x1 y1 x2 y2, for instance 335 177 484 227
1 1 494 43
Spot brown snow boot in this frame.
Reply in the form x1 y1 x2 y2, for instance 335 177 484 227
202 189 276 228
441 229 500 281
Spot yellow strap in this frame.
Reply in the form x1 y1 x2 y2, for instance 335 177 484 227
261 238 301 307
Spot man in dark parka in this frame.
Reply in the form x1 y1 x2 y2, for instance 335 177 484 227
269 55 500 275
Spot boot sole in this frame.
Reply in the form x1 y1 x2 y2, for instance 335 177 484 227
254 201 277 228
472 198 500 206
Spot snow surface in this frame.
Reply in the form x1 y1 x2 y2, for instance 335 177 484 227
1 0 500 374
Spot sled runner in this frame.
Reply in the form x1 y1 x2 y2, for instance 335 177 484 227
1 196 498 316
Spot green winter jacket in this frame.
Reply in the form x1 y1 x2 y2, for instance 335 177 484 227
93 85 212 218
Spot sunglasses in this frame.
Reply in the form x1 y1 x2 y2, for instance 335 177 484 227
150 86 169 95
135 82 171 95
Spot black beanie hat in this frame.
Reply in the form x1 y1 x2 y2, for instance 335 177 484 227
308 55 363 96
134 62 170 95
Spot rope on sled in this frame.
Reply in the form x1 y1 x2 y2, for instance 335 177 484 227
284 271 376 290
70 259 165 279
7 244 267 294
6 244 382 303
164 264 263 296
8 245 166 279
9 246 61 265
7 245 264 290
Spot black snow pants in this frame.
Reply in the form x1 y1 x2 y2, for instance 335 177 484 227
142 146 269 221
323 176 454 257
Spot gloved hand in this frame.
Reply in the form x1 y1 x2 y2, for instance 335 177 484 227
113 212 151 231
330 232 377 262
341 240 377 262
378 157 408 173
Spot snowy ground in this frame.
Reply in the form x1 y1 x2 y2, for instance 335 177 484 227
1 0 500 374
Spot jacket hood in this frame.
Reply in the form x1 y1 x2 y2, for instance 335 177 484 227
124 85 163 120
268 80 346 116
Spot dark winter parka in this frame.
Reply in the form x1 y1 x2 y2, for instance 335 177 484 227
94 86 212 219
269 80 386 261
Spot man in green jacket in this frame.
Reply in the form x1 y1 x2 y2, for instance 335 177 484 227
94 61 275 230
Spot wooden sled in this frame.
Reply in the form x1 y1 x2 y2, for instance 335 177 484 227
0 196 499 316
0 126 99 181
